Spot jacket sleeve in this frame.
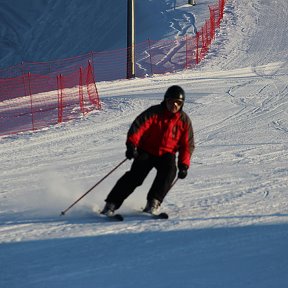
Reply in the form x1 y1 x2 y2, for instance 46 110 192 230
178 114 195 168
126 106 156 146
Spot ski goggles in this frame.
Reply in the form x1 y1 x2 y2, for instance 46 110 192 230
166 98 184 106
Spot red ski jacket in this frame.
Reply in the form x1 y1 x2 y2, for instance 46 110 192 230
126 102 195 167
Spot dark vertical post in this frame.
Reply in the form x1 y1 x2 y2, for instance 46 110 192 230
27 72 35 130
127 0 135 79
148 38 153 76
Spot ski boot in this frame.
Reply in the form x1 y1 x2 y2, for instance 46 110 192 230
143 199 161 215
100 202 116 217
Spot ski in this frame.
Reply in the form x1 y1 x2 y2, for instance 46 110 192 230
143 212 169 220
97 211 168 222
152 212 169 219
101 213 124 222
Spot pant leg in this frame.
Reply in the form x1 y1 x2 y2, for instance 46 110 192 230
147 153 177 203
105 152 154 209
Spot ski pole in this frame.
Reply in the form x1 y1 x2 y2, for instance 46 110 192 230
60 158 128 216
169 177 179 191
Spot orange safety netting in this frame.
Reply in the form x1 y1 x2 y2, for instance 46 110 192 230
0 0 225 136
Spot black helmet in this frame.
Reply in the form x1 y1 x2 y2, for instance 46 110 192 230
164 85 185 101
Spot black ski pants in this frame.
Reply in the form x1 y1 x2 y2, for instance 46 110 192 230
105 151 177 209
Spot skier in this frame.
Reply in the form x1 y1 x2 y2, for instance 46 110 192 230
101 85 195 216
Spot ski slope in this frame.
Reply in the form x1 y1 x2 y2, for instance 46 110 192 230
0 0 212 68
1 0 288 287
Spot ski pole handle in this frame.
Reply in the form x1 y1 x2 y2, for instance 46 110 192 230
60 158 128 216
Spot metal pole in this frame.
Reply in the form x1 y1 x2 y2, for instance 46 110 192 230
170 177 179 191
60 158 128 216
127 0 135 79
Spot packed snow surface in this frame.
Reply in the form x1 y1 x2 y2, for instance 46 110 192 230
1 0 288 287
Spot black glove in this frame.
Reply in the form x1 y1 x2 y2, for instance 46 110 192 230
125 142 138 160
178 163 188 179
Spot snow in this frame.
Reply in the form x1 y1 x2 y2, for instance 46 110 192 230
0 0 212 68
1 0 288 287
